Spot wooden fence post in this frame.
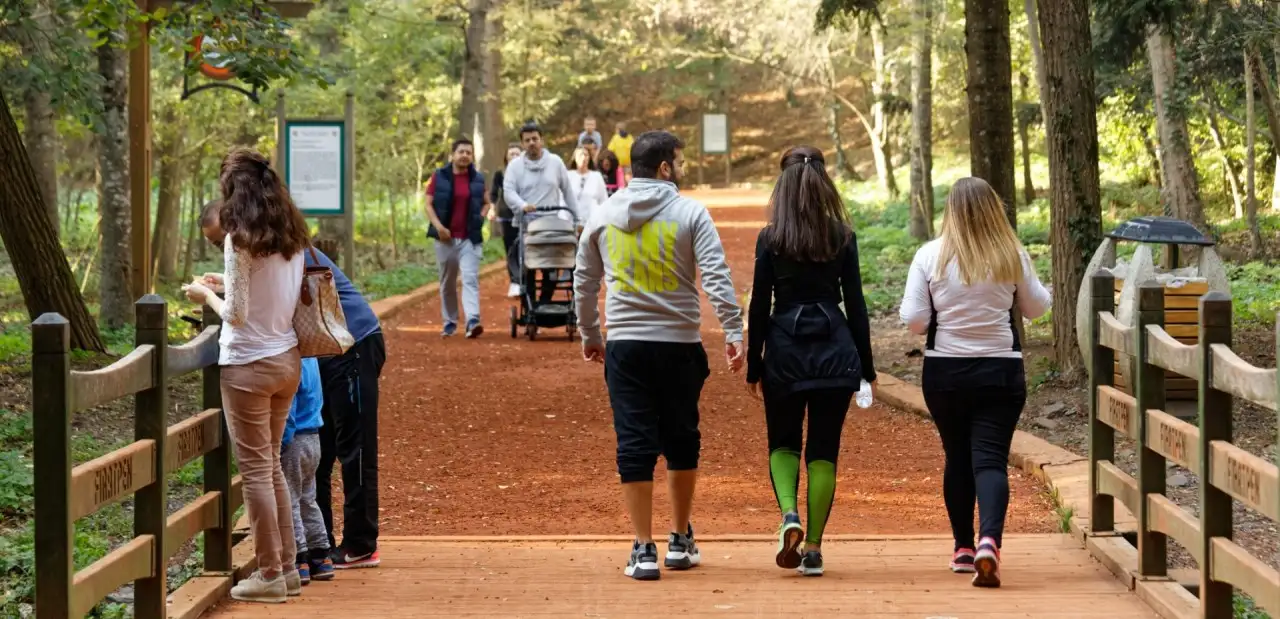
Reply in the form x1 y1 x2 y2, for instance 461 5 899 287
134 295 169 619
1197 292 1233 619
201 306 232 573
1089 272 1117 533
1135 282 1167 577
32 313 72 619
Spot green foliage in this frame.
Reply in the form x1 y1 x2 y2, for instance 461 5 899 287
1227 262 1280 328
1235 593 1271 619
0 450 33 518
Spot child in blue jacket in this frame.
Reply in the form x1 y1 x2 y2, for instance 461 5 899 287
281 357 333 583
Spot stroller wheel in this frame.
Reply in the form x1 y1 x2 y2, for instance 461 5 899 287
566 324 576 342
528 324 538 341
509 306 518 339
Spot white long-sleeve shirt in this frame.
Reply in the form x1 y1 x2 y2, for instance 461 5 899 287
899 239 1051 358
217 239 304 366
570 169 608 223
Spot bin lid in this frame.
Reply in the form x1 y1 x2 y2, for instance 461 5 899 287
1106 216 1214 246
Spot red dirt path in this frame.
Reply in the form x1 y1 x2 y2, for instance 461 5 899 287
371 191 1054 536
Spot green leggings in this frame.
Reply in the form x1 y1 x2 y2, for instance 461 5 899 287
765 387 852 546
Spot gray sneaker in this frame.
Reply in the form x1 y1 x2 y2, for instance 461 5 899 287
665 524 701 570
624 541 660 581
230 571 287 603
798 550 824 577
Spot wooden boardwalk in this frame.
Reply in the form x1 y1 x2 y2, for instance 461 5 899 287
205 534 1154 618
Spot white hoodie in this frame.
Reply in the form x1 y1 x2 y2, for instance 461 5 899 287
574 178 743 348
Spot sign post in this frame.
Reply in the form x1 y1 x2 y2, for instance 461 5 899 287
277 93 357 277
701 113 730 187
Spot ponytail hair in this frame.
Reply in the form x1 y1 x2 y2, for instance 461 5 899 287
218 147 311 259
762 145 851 262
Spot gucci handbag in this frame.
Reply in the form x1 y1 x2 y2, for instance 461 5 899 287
294 247 355 358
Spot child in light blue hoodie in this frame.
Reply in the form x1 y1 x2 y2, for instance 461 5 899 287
281 357 333 583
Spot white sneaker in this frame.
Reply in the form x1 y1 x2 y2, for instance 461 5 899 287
284 569 302 596
230 571 287 603
507 283 522 298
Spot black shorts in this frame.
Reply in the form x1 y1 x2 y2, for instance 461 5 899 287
605 340 710 483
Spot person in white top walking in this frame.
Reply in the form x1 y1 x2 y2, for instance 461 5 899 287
183 148 311 604
898 177 1051 588
569 146 608 224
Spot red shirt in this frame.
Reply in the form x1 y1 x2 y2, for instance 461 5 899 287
427 171 471 240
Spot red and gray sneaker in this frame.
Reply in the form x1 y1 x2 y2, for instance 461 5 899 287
972 537 1001 587
332 546 380 570
949 548 976 573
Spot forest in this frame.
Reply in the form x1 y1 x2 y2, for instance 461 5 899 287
1 0 1280 616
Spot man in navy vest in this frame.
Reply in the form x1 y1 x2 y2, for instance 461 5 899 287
199 202 386 569
425 139 492 338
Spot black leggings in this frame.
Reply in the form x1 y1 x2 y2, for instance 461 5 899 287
501 220 520 284
923 383 1025 550
763 387 853 463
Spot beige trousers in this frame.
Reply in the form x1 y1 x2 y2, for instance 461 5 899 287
222 348 302 576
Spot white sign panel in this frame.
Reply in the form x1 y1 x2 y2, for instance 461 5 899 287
702 113 729 154
287 123 344 215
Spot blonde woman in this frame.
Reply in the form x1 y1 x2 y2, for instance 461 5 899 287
898 177 1050 588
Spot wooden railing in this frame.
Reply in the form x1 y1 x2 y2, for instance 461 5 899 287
32 296 238 619
1088 273 1280 618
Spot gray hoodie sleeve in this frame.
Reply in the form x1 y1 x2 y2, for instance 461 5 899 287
573 221 605 347
691 206 744 343
503 160 527 212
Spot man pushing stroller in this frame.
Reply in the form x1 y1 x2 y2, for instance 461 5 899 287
503 122 581 304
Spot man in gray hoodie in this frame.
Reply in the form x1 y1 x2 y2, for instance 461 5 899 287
504 122 579 303
574 131 745 581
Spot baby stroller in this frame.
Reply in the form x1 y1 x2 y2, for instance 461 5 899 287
509 206 578 341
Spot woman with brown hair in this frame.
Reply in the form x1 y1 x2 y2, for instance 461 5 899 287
184 147 311 603
746 145 876 577
899 177 1050 587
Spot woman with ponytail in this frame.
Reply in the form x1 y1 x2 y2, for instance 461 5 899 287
183 147 311 603
745 145 876 576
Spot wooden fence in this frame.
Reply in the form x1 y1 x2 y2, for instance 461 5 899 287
32 296 238 619
1088 273 1279 617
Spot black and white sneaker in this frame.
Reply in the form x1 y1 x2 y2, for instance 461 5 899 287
624 541 660 581
665 524 701 570
798 550 824 577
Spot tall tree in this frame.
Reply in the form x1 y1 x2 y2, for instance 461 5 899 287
908 0 934 240
0 86 105 351
481 6 505 176
97 38 133 330
19 0 59 236
1146 25 1205 232
1245 49 1262 255
459 0 491 151
965 0 1017 224
152 113 185 282
1038 0 1102 373
870 18 899 199
1023 0 1047 97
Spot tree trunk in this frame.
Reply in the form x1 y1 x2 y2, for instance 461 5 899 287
1142 124 1162 189
1245 51 1262 256
181 158 201 282
1018 73 1036 206
871 20 899 199
908 0 935 241
965 0 1018 225
97 40 133 330
0 87 104 351
481 8 505 177
1202 98 1244 218
20 0 59 236
1023 0 1048 100
1146 26 1205 232
458 0 490 145
1038 0 1101 375
152 120 185 282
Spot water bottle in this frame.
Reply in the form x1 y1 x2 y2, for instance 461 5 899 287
855 379 873 409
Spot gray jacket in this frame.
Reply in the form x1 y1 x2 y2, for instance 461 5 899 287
574 178 743 347
503 151 581 224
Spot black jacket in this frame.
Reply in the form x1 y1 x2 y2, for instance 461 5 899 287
746 228 876 394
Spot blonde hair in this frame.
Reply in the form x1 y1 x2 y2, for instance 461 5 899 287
935 177 1025 285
